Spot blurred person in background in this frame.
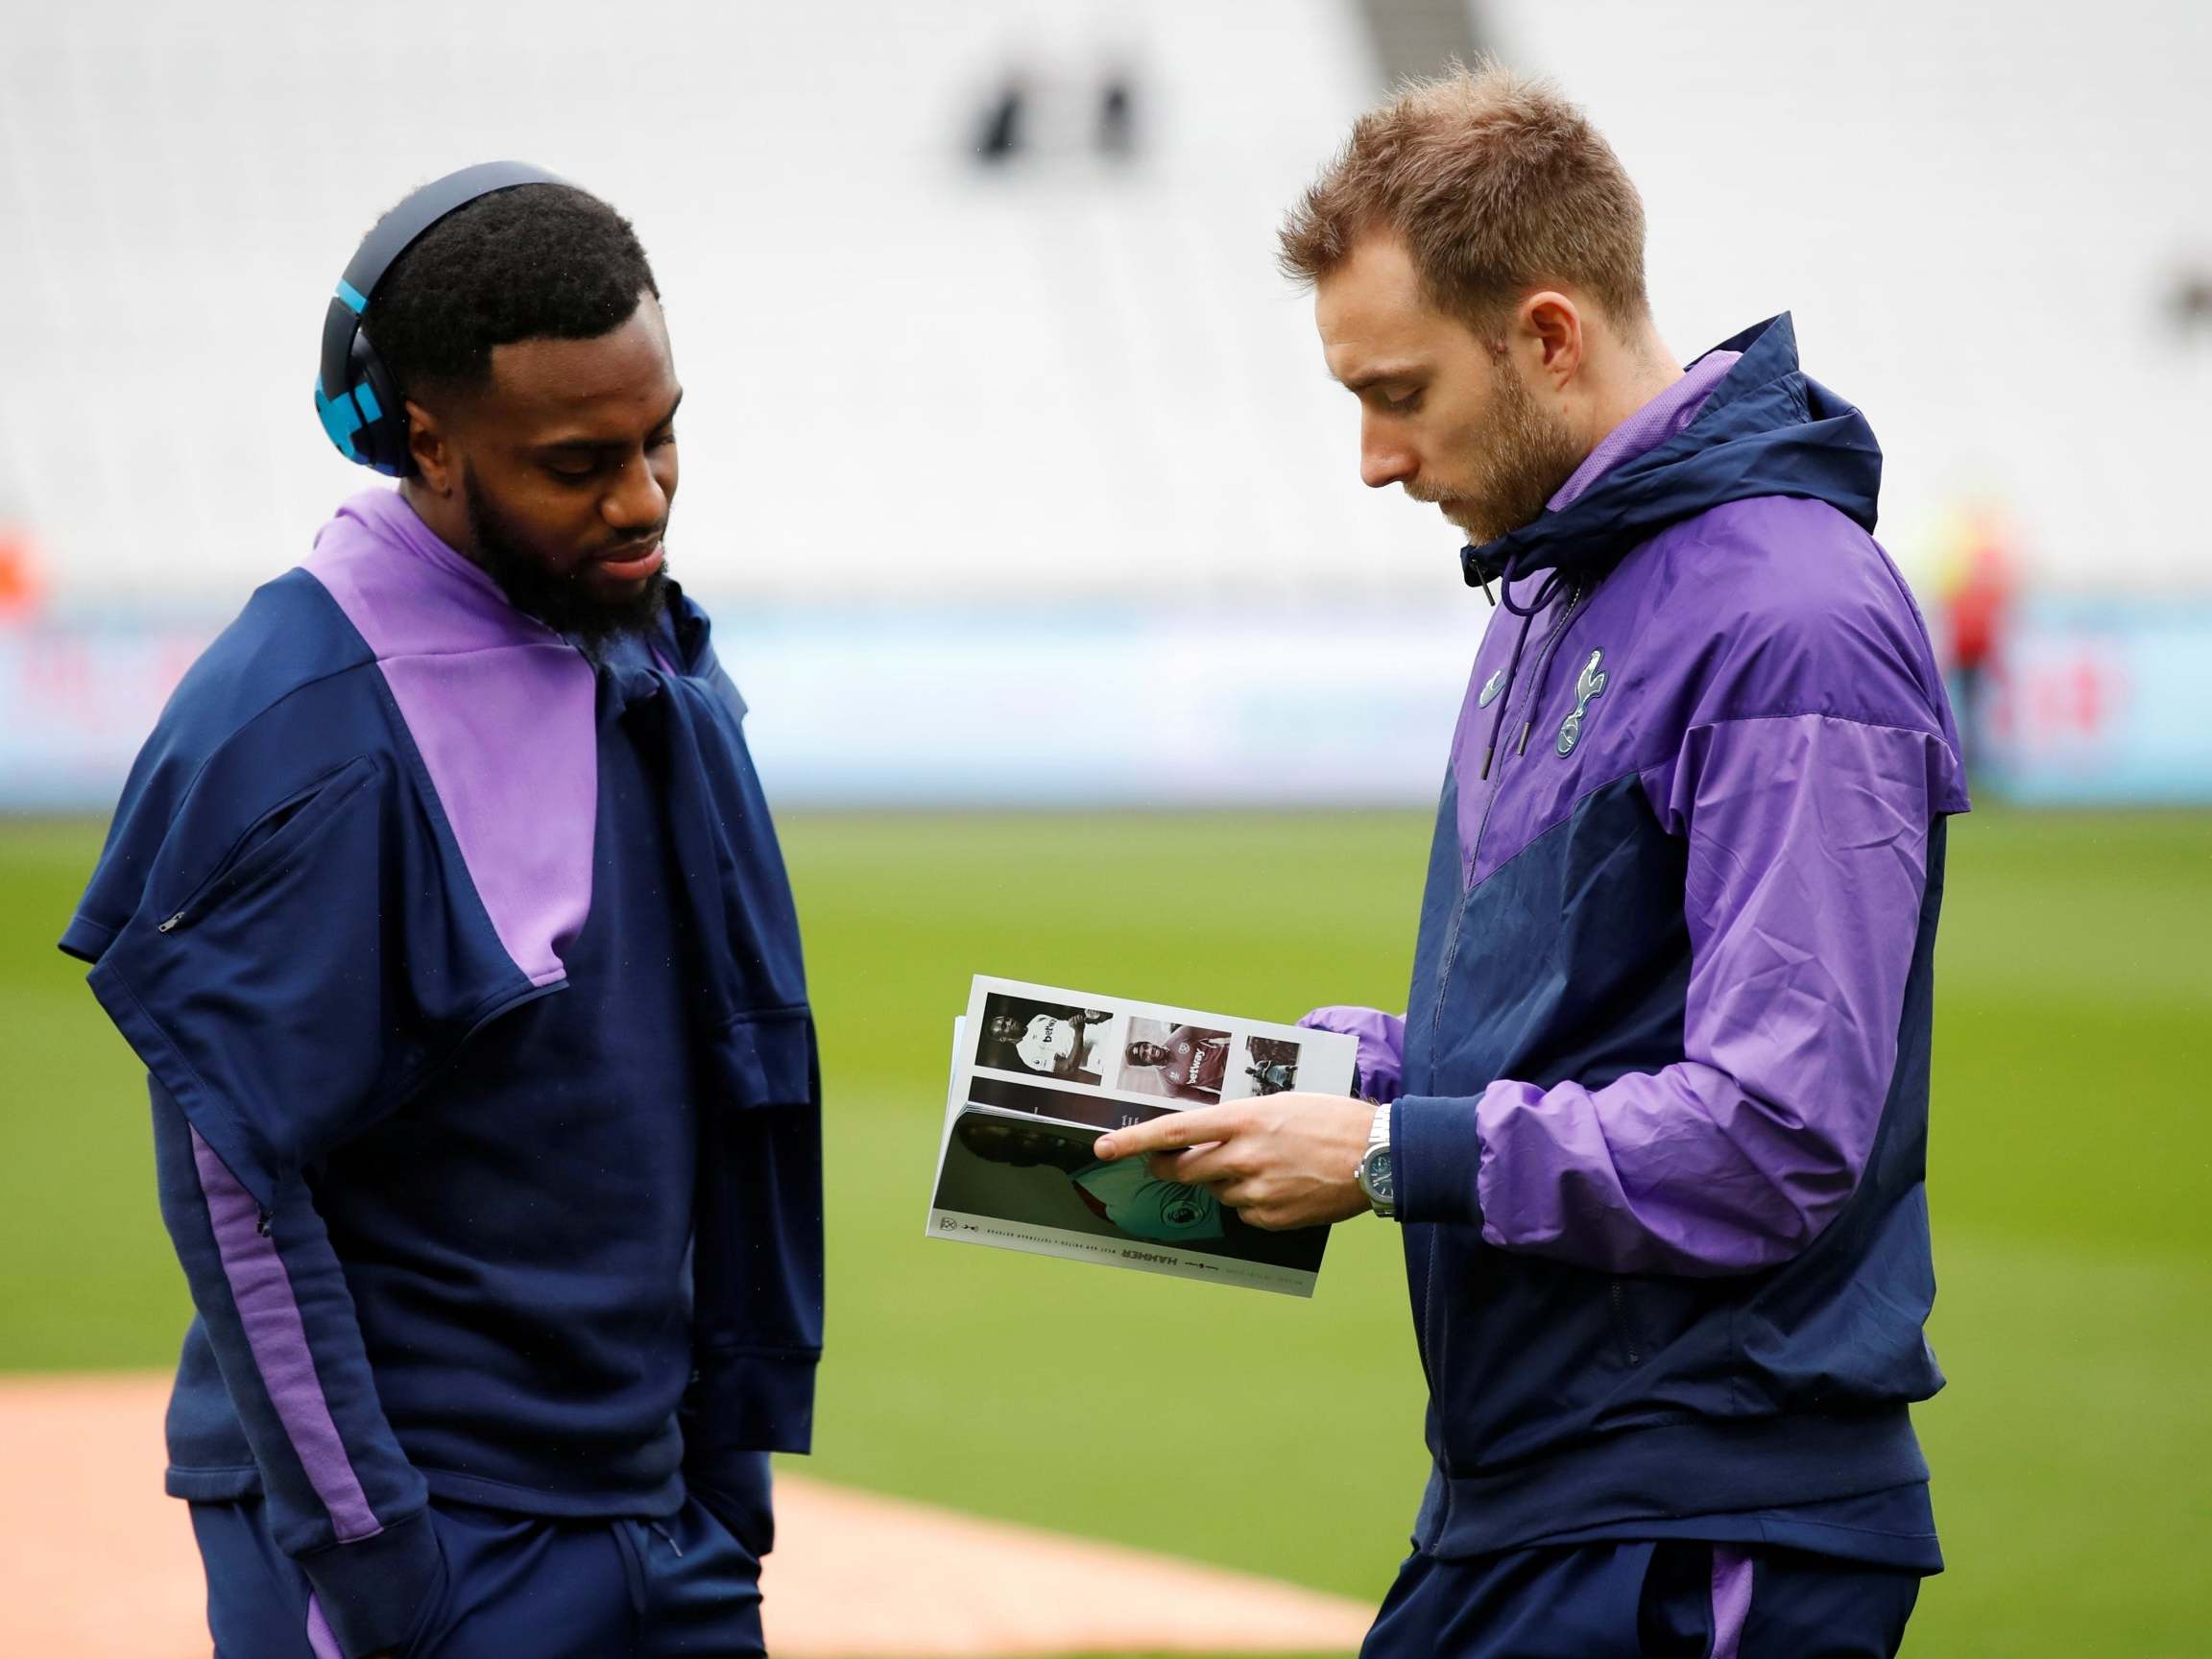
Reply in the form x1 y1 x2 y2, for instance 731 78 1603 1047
1935 502 2020 786
0 510 46 623
1094 64 1966 1658
59 175 820 1658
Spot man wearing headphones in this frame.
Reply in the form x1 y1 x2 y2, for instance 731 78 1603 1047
61 170 820 1657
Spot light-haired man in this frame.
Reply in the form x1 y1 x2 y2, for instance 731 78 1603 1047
1094 66 1965 1657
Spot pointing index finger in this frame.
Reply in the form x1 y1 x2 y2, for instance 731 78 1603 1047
1094 1105 1239 1163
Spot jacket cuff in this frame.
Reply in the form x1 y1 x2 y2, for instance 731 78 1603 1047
296 1507 442 1659
685 1347 821 1456
1394 1094 1486 1228
57 909 116 964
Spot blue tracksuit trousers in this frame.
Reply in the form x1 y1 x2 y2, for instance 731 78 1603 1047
190 1494 765 1658
1361 1540 1922 1659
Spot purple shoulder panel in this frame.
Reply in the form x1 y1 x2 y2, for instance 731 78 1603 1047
191 1126 383 1542
304 489 596 987
1459 494 1965 890
1635 497 1972 773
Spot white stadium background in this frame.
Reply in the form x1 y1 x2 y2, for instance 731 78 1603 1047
1 0 2206 805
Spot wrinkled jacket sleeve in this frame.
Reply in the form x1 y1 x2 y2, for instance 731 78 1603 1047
639 615 822 1552
681 1006 824 1555
61 743 515 1658
149 1082 439 1655
1394 710 1962 1276
1297 1006 1407 1103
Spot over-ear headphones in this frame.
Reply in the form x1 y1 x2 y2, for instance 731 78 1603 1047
314 160 572 476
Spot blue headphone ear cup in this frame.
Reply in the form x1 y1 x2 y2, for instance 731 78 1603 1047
349 332 411 478
316 162 568 472
312 325 407 475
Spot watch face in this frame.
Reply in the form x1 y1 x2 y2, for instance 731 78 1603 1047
1361 1145 1394 1203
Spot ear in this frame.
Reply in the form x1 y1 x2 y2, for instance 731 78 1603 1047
1516 291 1585 391
404 397 458 495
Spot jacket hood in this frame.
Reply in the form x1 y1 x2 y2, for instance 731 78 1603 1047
1462 314 1883 589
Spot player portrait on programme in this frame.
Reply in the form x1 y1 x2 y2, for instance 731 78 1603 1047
1116 1019 1233 1103
976 994 1116 1086
60 166 821 1657
1236 1035 1303 1097
957 1111 1226 1245
940 1110 1321 1273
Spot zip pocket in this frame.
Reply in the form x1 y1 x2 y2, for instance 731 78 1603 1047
156 756 378 936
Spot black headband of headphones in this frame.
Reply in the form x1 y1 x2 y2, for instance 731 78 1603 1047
314 160 572 475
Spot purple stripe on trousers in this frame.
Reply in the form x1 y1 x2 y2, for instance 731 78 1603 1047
305 1595 344 1659
190 1126 383 1543
1710 1545 1754 1659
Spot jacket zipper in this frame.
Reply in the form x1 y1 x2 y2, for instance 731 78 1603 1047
1611 1279 1642 1365
1417 579 1586 1525
1426 580 1586 1050
1476 578 1589 871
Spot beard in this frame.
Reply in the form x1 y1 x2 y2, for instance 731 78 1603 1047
1411 359 1588 547
462 467 670 653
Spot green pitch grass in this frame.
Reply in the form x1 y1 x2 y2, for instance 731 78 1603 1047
2 808 2206 1657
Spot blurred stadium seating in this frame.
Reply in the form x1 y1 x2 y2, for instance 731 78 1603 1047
1 0 2207 805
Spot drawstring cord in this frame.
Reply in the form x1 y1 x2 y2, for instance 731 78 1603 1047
1476 550 1574 781
1481 609 1535 781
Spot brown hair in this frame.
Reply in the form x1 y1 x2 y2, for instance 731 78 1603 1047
1278 62 1649 326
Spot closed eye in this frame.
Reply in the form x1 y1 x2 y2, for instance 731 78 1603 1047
541 426 676 484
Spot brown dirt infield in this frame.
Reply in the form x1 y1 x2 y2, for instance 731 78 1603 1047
0 1372 1370 1656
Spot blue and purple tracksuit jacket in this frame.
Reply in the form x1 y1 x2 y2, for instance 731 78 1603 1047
62 490 821 1658
1308 315 1969 1566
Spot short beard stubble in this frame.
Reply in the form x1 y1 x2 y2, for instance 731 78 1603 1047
463 466 670 654
1421 355 1589 549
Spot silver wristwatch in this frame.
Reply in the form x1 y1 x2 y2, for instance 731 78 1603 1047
1356 1099 1396 1219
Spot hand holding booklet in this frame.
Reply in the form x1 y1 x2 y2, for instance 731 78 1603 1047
926 974 1358 1296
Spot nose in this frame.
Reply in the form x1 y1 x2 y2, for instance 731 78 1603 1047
1359 415 1416 491
602 452 670 532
